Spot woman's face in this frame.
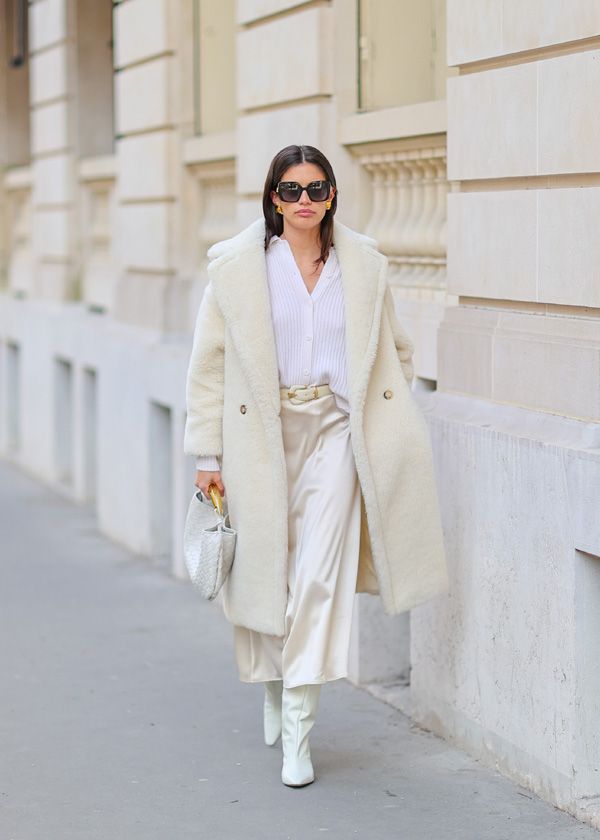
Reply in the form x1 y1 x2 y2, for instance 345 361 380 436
270 162 335 235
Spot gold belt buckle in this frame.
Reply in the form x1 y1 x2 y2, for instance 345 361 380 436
287 384 319 404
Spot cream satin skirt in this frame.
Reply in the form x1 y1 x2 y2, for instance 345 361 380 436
232 389 362 689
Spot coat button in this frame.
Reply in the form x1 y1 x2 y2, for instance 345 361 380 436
240 404 247 414
383 389 393 400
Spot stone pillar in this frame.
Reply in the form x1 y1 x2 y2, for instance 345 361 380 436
409 1 600 825
29 0 78 299
111 0 183 330
236 0 335 223
439 0 600 419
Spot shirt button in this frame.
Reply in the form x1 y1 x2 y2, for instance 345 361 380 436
303 369 309 375
305 335 312 342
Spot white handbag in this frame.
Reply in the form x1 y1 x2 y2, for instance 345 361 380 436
183 483 237 600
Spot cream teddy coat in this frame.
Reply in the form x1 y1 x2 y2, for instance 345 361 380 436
183 216 449 635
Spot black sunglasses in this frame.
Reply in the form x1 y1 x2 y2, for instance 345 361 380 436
275 180 332 202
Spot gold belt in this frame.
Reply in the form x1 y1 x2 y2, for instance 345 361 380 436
280 384 332 404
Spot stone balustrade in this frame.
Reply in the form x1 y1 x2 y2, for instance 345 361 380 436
4 167 33 297
188 158 237 266
78 156 117 313
355 143 448 299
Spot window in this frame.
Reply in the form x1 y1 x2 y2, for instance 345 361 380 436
357 0 446 112
76 0 115 157
193 0 235 134
3 0 30 167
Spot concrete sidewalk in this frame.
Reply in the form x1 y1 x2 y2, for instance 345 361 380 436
0 458 596 840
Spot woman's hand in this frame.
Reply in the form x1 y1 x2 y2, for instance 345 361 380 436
195 470 225 498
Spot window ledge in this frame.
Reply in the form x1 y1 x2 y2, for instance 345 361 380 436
339 99 446 148
183 131 236 166
4 166 32 190
78 155 117 182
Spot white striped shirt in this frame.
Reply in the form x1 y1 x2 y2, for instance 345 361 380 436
195 234 348 472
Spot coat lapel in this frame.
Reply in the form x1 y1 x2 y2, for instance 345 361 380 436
207 216 388 424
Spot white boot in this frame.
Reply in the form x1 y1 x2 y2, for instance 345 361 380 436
263 680 283 746
281 683 321 787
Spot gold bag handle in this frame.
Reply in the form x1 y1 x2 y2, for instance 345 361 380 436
207 482 224 517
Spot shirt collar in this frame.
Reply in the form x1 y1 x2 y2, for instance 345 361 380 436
268 234 335 254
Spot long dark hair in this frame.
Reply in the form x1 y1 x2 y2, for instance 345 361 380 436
262 144 338 270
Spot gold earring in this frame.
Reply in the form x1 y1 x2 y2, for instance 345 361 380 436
325 200 332 210
276 205 283 215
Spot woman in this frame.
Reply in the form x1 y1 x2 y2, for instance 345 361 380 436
183 144 449 788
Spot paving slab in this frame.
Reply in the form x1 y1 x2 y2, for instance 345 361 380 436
0 458 597 840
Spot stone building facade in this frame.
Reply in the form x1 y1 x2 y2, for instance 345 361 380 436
1 0 599 826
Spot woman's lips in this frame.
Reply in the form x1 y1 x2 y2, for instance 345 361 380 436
296 210 315 216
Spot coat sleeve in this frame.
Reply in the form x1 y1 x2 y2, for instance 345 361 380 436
183 281 226 457
383 283 415 386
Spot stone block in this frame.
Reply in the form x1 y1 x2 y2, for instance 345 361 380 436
117 132 175 201
447 0 600 64
32 154 73 206
114 0 171 69
237 6 333 110
116 203 171 272
30 0 66 53
447 64 537 180
447 191 537 300
30 45 67 105
446 0 503 66
538 50 600 175
115 58 171 135
31 101 68 156
437 305 497 398
493 311 600 421
32 208 71 258
538 187 600 308
502 0 600 55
